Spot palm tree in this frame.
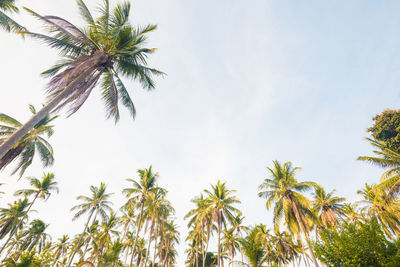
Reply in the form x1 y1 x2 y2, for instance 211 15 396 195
356 183 400 238
239 225 266 267
52 235 70 266
0 106 57 177
231 212 247 266
358 138 400 202
0 198 30 255
258 160 319 266
122 165 159 267
222 228 240 266
0 0 163 159
185 194 213 267
312 186 345 230
68 182 113 267
0 0 24 32
18 219 50 253
205 180 241 267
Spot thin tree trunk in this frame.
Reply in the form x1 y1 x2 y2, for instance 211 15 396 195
152 224 158 266
79 210 98 262
0 192 39 257
130 198 145 267
67 208 96 267
201 220 205 267
144 218 154 267
204 225 211 267
290 199 319 267
217 212 222 267
0 53 107 159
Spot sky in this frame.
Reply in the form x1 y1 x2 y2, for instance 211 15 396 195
1 0 400 265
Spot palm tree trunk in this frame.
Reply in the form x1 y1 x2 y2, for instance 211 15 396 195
79 210 98 261
144 218 154 267
0 192 39 257
290 199 319 267
0 53 107 160
130 198 145 267
67 208 96 267
217 212 222 267
152 224 158 266
201 221 205 267
204 226 211 267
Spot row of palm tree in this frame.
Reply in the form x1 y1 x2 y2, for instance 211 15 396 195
0 166 180 267
185 153 400 267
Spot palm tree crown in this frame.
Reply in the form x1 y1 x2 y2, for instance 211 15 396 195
0 105 57 177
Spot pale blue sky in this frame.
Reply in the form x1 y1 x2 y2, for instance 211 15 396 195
1 0 400 265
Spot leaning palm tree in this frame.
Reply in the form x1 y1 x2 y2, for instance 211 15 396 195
0 198 30 256
18 219 50 254
205 180 241 267
258 160 319 267
0 0 24 32
0 105 57 177
68 182 113 267
52 235 70 266
0 0 164 159
358 138 400 202
122 166 159 267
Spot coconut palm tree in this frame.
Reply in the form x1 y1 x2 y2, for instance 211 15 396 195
68 182 113 267
185 194 213 267
18 219 50 253
0 0 24 32
1 172 59 255
312 186 346 230
258 160 319 266
0 198 30 256
122 166 159 267
0 106 57 177
52 235 70 266
222 228 240 266
358 138 400 202
0 0 163 159
356 183 400 238
205 180 241 267
239 225 266 267
230 212 247 266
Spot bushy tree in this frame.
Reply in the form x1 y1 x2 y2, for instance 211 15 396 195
368 109 400 153
314 219 400 266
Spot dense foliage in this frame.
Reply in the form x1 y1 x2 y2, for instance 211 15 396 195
368 109 400 153
314 219 400 266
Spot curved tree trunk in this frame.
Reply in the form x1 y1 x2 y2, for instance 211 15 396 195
289 198 319 267
79 211 98 262
152 223 158 266
129 198 145 267
67 208 96 267
0 54 107 160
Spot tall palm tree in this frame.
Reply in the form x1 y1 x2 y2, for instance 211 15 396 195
52 235 69 266
185 194 213 267
0 106 57 177
68 182 113 267
0 0 163 159
0 198 30 255
258 160 319 266
312 186 345 230
122 165 159 267
356 183 400 238
0 0 24 32
222 228 240 266
205 180 241 267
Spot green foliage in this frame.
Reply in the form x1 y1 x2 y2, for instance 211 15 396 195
368 109 400 153
314 219 400 266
